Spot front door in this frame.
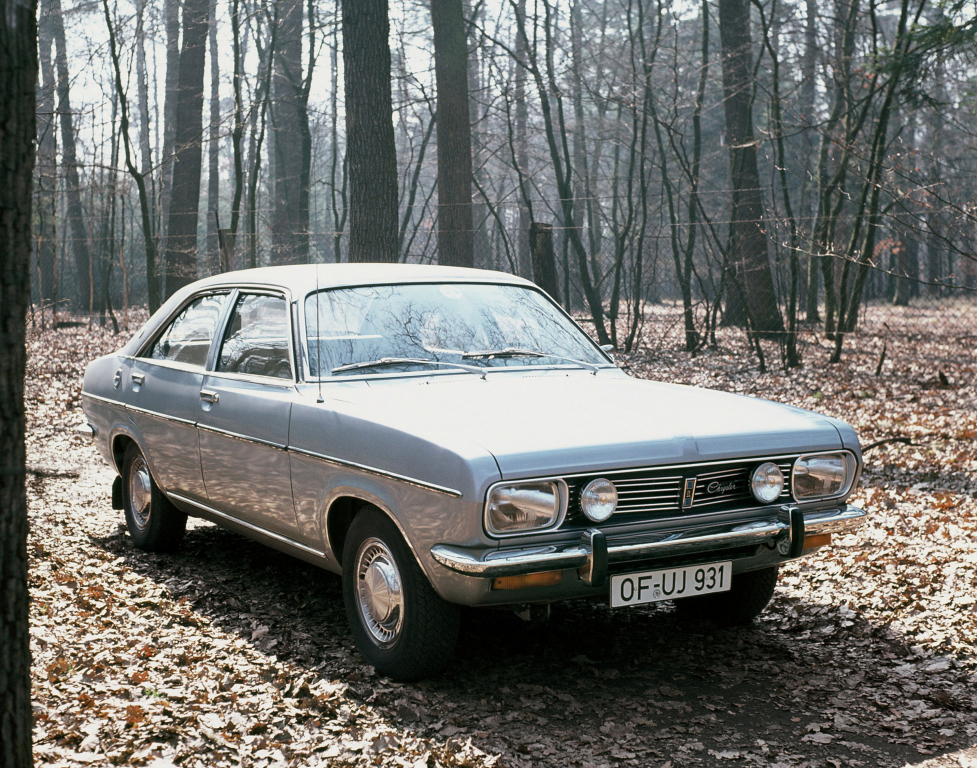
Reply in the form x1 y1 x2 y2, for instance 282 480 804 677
197 291 299 538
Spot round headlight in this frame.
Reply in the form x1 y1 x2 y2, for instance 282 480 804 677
750 462 784 504
580 478 618 522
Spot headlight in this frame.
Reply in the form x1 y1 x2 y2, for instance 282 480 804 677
580 478 618 522
751 462 784 503
793 453 854 500
486 481 564 535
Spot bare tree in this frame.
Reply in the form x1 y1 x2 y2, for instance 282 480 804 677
0 0 37 765
48 0 93 311
717 0 783 335
163 0 210 298
342 0 399 262
159 0 181 248
206 0 221 273
36 9 57 310
431 0 474 267
271 0 315 264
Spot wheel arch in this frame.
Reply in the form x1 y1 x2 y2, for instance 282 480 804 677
323 489 425 576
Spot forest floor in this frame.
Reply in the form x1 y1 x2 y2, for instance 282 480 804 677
23 304 977 768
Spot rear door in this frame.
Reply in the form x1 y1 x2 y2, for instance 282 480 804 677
125 291 231 501
197 291 299 537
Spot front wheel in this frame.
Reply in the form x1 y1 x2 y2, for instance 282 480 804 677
342 508 460 681
674 565 779 626
121 443 187 552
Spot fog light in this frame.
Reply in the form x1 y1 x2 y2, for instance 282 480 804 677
751 462 784 504
580 478 618 522
492 571 563 590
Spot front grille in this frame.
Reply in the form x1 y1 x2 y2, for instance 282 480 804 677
564 457 794 529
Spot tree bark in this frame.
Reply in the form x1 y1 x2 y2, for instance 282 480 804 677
206 0 221 274
0 2 37 766
717 0 783 335
342 0 398 263
135 0 159 309
48 0 93 311
36 9 57 307
530 222 560 301
431 0 474 268
271 0 311 265
513 0 531 278
159 0 181 249
163 0 210 298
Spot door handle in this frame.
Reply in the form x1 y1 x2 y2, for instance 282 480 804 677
199 389 220 404
131 372 145 385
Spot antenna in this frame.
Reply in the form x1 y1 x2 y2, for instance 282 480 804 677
315 263 323 403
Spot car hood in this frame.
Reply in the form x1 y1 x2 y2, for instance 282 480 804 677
320 370 848 478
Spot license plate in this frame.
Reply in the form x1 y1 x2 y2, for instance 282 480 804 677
610 561 732 608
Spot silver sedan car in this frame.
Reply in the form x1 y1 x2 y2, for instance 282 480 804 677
80 264 866 680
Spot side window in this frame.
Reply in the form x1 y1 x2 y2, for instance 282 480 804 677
145 293 228 367
217 294 292 379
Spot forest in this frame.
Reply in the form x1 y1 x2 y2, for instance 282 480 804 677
2 0 977 766
28 0 977 363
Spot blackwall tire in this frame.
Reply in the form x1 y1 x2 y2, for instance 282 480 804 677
121 443 187 553
674 565 779 626
342 508 460 681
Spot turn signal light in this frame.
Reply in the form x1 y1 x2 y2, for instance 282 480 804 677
802 533 831 552
491 571 563 590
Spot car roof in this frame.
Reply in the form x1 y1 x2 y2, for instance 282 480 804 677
189 263 535 294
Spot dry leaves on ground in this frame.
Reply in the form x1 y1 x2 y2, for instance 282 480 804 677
23 305 977 768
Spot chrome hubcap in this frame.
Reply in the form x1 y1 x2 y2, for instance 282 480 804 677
129 457 152 530
355 538 403 647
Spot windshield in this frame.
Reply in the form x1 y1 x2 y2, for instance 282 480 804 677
304 282 608 378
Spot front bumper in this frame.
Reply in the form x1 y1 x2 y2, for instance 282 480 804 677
431 504 865 584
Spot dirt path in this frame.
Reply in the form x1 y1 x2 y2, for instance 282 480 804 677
25 318 977 767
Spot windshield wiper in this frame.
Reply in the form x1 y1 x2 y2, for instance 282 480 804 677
461 347 602 374
331 357 487 379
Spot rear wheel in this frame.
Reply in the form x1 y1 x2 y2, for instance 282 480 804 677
674 565 779 626
121 443 187 552
342 508 459 681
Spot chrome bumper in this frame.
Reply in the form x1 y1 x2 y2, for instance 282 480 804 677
431 504 866 583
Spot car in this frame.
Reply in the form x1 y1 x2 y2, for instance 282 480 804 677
79 264 866 680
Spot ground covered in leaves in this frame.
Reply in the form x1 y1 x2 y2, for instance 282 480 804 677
24 304 977 768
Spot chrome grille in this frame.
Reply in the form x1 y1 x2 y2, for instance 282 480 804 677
565 457 795 528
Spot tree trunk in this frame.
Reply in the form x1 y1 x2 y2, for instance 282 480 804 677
801 0 820 322
271 0 311 265
135 0 158 309
431 0 474 268
717 0 783 336
465 0 490 269
0 2 37 765
48 0 93 311
159 0 181 249
530 222 560 301
206 0 221 275
342 0 399 263
513 0 531 278
163 0 210 298
36 10 57 307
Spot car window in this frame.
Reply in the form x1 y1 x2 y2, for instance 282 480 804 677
145 293 229 367
305 283 607 377
216 293 292 380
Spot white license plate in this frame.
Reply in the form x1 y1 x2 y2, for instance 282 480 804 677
610 561 732 608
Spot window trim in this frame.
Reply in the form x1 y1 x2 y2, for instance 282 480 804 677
211 288 298 385
135 289 233 369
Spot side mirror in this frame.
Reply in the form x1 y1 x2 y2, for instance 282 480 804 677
600 344 614 353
